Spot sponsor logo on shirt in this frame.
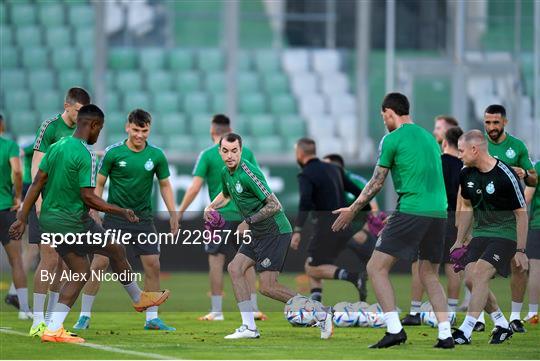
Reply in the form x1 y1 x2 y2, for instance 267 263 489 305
467 182 474 188
144 158 154 171
493 254 500 262
235 181 243 193
486 181 495 194
118 160 127 167
505 147 516 159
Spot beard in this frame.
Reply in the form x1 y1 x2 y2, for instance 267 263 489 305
487 128 504 141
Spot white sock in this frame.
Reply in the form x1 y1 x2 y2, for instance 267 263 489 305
463 287 471 303
477 311 485 324
211 295 222 313
45 291 59 323
32 293 46 327
250 293 259 312
510 301 523 321
527 304 538 317
16 288 30 312
238 300 256 330
459 315 477 339
410 300 421 316
123 281 141 303
47 303 70 332
80 294 95 318
383 311 402 334
146 306 158 321
438 321 452 339
490 308 509 328
8 283 16 295
448 298 458 313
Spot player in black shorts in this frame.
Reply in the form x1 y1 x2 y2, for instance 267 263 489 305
451 130 528 345
524 160 540 323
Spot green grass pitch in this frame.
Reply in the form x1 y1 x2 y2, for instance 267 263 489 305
0 272 538 359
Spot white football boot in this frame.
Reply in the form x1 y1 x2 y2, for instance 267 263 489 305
198 311 224 321
224 324 260 339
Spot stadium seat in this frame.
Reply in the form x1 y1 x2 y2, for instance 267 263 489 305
175 72 201 93
277 115 305 138
249 115 275 136
0 25 13 46
254 50 281 72
328 94 355 116
1 69 25 91
239 93 265 114
167 135 194 152
38 3 64 26
139 48 165 71
261 73 289 93
0 3 6 24
123 92 150 112
255 136 283 153
168 49 194 70
151 135 170 149
154 113 187 135
190 114 212 135
299 94 326 118
28 70 56 91
195 135 213 150
80 48 94 70
151 92 180 113
291 72 318 96
197 49 223 72
16 26 42 46
211 94 225 113
74 28 93 48
107 132 127 144
282 49 309 74
232 115 249 134
34 90 62 113
184 93 209 115
67 5 94 27
51 48 78 69
22 47 48 69
106 112 127 133
0 47 19 68
109 48 137 70
270 94 296 115
8 111 38 135
238 72 259 93
320 73 349 96
238 50 252 71
146 71 173 92
105 93 121 112
5 91 31 111
312 49 340 74
45 27 71 47
10 4 37 26
115 71 143 92
204 72 225 93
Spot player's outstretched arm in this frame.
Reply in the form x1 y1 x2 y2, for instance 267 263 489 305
514 207 529 271
204 192 230 221
525 186 535 205
80 188 138 223
159 178 179 234
9 153 23 211
452 198 473 251
247 193 282 224
30 150 45 213
178 176 204 219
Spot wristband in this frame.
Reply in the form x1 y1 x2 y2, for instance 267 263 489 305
516 248 526 253
293 226 302 233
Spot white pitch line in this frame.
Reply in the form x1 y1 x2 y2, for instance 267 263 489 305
0 328 177 360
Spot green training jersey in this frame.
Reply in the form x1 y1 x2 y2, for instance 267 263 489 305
486 132 533 170
34 113 76 153
344 170 367 206
529 161 540 229
0 136 20 210
99 140 170 221
193 144 257 221
221 160 292 237
39 136 97 234
22 143 33 184
377 123 447 218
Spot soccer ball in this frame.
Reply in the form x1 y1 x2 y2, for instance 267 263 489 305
350 301 370 327
365 303 385 328
284 296 317 327
419 302 456 327
332 302 359 327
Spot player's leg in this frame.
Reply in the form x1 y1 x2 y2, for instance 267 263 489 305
508 260 527 332
73 254 109 330
348 226 374 301
245 265 267 320
444 263 461 321
525 259 540 323
199 252 226 320
7 242 39 309
304 258 323 301
30 243 59 335
45 257 67 324
402 261 423 325
3 238 31 318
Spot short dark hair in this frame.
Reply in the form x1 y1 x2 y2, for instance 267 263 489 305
444 126 463 149
77 104 104 124
212 114 231 126
484 104 506 118
381 92 409 116
323 153 344 168
219 132 242 148
65 87 91 105
435 115 458 127
296 137 316 155
128 109 152 127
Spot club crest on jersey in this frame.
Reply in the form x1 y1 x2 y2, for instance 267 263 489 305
144 158 154 171
235 181 243 193
261 258 271 268
118 160 127 167
505 147 516 159
486 181 495 194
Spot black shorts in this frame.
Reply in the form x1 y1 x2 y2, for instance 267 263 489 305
347 231 376 264
28 206 42 245
204 221 242 255
307 228 353 266
526 229 540 260
464 237 516 277
0 209 17 245
376 212 446 263
103 217 159 256
238 232 291 272
54 219 108 258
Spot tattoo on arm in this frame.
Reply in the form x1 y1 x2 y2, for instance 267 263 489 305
350 166 389 213
249 194 282 223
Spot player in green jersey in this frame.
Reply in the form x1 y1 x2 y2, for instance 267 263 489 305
0 115 31 319
483 104 537 333
74 109 177 331
9 105 169 343
524 161 540 324
28 88 92 334
451 130 528 345
333 93 453 349
178 114 266 321
206 133 333 340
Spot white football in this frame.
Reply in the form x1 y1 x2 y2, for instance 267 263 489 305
365 303 385 328
350 302 370 327
333 302 359 327
284 295 317 327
